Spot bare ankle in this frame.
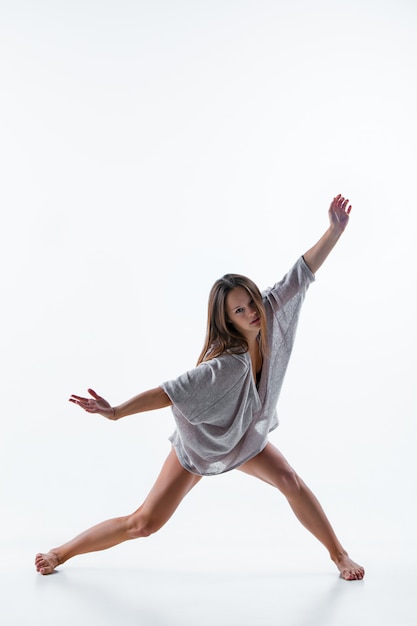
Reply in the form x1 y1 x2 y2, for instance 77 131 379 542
48 551 62 566
331 549 348 563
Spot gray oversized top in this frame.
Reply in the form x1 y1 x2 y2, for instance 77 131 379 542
161 256 315 476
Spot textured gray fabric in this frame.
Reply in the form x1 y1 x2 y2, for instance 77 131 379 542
161 256 315 475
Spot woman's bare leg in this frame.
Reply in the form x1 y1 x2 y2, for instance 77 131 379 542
238 442 364 580
35 448 201 574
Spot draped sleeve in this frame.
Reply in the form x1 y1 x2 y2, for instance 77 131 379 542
161 353 260 426
161 353 262 475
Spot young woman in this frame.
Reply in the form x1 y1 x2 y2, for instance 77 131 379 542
35 194 364 580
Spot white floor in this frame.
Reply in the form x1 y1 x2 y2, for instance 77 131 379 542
3 564 416 626
2 542 416 626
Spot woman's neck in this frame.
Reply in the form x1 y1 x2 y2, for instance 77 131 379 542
246 333 261 352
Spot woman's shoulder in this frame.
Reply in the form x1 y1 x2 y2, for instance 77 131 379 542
198 352 250 381
164 352 249 398
202 351 249 370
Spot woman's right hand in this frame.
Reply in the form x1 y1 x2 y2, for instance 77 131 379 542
69 388 116 420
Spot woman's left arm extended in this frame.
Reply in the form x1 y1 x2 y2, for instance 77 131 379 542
303 194 352 274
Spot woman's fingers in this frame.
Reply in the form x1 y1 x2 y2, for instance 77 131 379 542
331 194 352 217
69 390 112 416
69 394 97 411
69 390 104 404
87 388 102 400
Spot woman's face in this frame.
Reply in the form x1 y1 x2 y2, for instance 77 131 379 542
225 286 261 339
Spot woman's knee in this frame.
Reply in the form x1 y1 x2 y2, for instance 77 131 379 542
126 510 162 539
275 468 302 496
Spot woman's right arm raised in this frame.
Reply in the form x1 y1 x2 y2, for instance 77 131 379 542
69 387 172 421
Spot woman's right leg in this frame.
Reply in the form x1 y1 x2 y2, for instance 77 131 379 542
35 448 202 574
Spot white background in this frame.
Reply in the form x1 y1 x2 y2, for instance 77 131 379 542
1 1 416 624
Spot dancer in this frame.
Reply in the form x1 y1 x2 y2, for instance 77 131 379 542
35 194 364 580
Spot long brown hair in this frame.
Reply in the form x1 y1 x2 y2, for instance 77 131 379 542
197 274 268 365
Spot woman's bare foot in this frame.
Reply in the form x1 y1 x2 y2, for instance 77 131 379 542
35 552 60 575
333 552 365 580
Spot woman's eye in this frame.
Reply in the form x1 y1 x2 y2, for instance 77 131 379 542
236 308 243 314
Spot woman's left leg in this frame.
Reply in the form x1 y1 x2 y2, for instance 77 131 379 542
238 442 364 580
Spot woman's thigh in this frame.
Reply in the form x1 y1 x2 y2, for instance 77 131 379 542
237 442 299 491
132 447 202 528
